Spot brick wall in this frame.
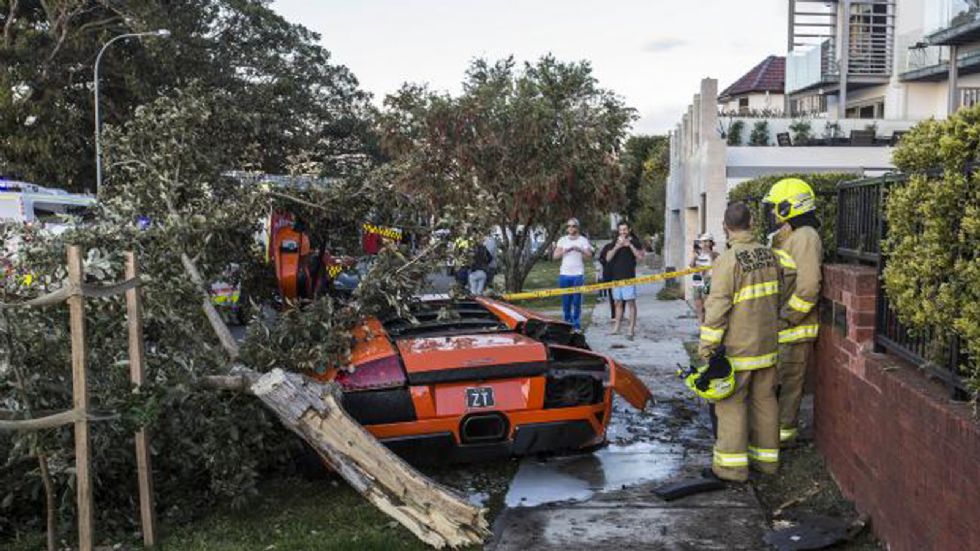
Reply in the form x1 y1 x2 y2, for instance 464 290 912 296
814 264 980 551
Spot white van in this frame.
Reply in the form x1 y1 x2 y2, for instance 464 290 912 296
0 180 95 230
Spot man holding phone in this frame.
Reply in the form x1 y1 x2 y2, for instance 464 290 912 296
553 217 593 329
605 221 645 339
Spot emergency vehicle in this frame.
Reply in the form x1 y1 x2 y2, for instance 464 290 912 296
0 180 95 229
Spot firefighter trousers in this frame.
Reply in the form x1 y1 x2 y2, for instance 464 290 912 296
777 342 813 443
712 367 780 482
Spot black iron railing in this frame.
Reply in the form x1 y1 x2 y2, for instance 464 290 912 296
836 174 970 399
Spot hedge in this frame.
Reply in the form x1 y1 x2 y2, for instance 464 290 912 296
885 106 980 394
727 172 857 260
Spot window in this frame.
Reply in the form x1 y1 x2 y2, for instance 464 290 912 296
738 97 749 114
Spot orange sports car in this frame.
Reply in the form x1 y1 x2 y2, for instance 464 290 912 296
323 296 652 464
269 213 652 463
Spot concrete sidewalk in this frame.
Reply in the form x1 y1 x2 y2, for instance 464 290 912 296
491 274 769 550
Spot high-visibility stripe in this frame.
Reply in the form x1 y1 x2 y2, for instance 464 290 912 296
788 293 815 314
780 427 798 442
713 448 749 467
778 324 820 343
733 281 779 304
748 446 779 463
728 352 778 371
773 248 797 270
700 326 724 344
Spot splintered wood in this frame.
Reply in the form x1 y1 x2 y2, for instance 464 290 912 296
250 369 490 549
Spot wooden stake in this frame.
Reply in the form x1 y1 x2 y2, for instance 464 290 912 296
67 245 93 551
125 252 157 547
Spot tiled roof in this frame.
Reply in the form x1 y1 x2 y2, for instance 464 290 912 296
719 56 785 100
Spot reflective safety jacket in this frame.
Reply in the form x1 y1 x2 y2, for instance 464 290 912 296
772 225 823 344
699 230 781 371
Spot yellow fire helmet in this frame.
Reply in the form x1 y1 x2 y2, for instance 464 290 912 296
763 177 816 223
684 354 736 401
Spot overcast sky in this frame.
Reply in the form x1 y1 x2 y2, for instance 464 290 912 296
272 0 788 135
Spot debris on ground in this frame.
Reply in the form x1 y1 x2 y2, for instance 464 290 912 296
652 477 726 501
752 442 881 550
251 369 490 549
764 513 851 550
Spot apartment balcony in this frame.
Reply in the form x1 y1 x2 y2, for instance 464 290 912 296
925 0 980 46
786 0 895 96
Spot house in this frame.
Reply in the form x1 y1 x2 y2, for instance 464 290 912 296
718 56 786 115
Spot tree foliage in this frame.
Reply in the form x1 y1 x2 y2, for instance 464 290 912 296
620 135 661 224
0 79 450 547
377 56 636 291
727 172 850 259
0 0 375 190
621 135 668 246
885 106 980 394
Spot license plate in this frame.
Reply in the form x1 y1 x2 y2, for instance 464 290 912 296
465 387 495 408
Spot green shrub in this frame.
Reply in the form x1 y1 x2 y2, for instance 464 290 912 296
727 172 856 261
789 119 812 144
749 120 770 146
884 105 980 394
727 120 745 146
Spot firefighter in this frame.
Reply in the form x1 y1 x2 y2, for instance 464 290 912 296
698 202 781 482
763 177 823 446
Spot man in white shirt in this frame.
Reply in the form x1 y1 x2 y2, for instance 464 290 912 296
552 217 594 329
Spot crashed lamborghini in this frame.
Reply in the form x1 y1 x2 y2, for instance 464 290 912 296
266 210 651 464
315 296 652 464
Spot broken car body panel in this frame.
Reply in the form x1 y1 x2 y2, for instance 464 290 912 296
610 359 653 410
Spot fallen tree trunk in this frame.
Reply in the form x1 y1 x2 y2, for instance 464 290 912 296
179 246 488 548
250 369 490 548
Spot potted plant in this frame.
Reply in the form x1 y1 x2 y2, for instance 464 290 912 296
789 119 812 145
749 120 770 146
727 120 745 146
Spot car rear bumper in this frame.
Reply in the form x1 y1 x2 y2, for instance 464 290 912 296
380 419 599 465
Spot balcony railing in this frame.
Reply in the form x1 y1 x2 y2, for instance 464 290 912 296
926 0 980 36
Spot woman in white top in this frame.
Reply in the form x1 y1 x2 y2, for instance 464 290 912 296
689 232 719 324
553 217 593 329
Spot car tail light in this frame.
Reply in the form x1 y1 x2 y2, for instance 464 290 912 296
543 373 603 409
335 355 405 391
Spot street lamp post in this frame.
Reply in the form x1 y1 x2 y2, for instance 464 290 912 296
93 29 170 195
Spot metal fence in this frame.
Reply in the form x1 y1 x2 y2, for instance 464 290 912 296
836 174 970 399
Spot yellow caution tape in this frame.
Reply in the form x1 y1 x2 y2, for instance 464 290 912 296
502 266 711 301
362 223 403 241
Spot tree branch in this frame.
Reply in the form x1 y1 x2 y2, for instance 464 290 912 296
3 0 19 47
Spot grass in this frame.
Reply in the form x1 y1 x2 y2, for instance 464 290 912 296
158 476 433 551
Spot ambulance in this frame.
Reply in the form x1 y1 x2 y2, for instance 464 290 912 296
0 180 95 230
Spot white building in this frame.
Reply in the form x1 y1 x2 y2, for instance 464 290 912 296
664 0 980 292
786 0 980 119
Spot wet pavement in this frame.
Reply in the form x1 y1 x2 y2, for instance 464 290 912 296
489 274 769 550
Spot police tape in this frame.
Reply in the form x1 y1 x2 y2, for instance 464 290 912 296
501 265 711 301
